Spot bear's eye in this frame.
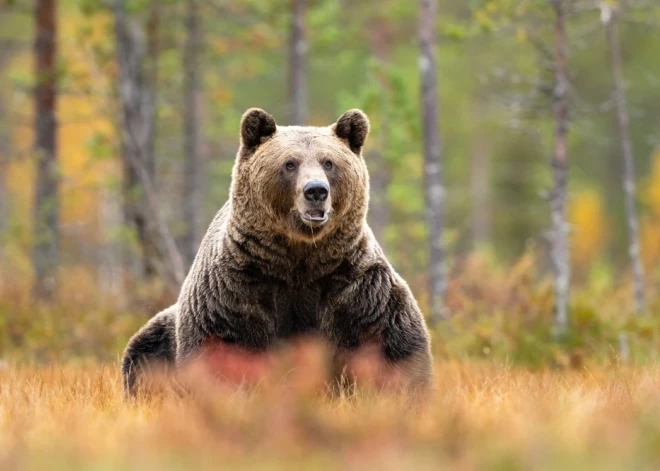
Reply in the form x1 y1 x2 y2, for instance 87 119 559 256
285 161 297 171
323 160 333 171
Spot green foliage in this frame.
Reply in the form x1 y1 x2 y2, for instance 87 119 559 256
86 131 113 161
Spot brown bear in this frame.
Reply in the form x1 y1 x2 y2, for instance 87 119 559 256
122 108 433 396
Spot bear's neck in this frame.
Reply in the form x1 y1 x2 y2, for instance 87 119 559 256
224 210 368 280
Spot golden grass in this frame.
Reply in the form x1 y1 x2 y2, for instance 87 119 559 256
2 362 660 470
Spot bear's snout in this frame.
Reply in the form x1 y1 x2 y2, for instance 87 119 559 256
303 181 329 203
300 180 330 226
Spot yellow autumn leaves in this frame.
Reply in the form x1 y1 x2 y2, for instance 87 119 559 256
570 151 660 270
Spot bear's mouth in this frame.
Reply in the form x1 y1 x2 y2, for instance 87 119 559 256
301 209 328 225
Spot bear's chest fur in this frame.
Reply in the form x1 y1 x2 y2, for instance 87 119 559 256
232 245 352 340
272 282 323 338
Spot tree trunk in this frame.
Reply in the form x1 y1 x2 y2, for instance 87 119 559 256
367 149 390 246
144 0 159 181
0 42 12 264
114 1 156 279
0 99 8 243
97 186 123 301
32 0 59 301
0 153 6 236
0 143 7 260
419 0 447 325
112 0 185 289
288 0 307 125
366 16 393 250
549 0 570 336
602 4 645 314
470 102 491 249
182 0 203 269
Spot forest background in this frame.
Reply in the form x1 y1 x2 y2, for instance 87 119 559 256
1 0 660 366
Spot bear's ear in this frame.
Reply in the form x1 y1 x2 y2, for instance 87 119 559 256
240 108 277 153
332 109 370 154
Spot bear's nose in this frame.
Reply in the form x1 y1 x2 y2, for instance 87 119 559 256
303 181 329 202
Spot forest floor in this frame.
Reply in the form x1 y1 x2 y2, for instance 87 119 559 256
2 360 660 470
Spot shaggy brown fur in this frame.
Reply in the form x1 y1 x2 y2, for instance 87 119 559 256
122 108 432 397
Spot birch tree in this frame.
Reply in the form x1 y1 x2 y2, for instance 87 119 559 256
470 99 491 249
419 0 447 325
366 14 394 248
288 0 307 125
182 0 203 269
601 1 645 314
549 0 571 335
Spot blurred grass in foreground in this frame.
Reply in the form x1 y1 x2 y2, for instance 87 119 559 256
2 362 660 470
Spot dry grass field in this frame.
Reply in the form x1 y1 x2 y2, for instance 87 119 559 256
2 256 660 471
3 360 660 471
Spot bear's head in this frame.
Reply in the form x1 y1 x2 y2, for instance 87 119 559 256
230 108 370 243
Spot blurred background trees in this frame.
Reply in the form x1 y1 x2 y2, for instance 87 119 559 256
32 0 59 301
1 0 660 347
